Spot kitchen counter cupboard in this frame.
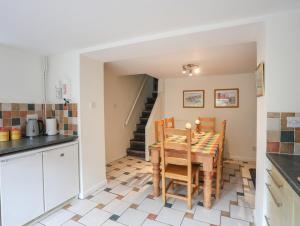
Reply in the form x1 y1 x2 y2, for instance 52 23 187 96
0 141 79 226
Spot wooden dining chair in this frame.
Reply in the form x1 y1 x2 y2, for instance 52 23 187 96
198 120 226 199
199 117 216 133
215 120 227 199
160 126 200 209
155 119 165 143
164 117 175 128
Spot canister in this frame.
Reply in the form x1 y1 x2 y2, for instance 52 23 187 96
0 128 9 142
11 128 21 140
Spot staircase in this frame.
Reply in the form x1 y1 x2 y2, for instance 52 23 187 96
127 79 158 158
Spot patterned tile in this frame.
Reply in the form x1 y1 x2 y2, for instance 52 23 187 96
280 131 294 142
35 157 255 226
280 142 294 154
267 131 280 142
267 142 280 153
281 112 295 131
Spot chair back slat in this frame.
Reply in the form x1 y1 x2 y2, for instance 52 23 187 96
199 117 216 133
217 120 227 163
164 117 175 128
160 126 192 168
155 119 165 143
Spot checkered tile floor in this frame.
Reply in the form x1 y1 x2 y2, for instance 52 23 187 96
33 157 256 226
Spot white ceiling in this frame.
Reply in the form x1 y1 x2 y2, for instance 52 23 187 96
0 0 299 54
105 42 257 78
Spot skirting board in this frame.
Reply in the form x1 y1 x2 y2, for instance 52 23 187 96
226 155 256 162
79 179 107 199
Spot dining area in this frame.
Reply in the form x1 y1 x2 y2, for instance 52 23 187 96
149 116 227 210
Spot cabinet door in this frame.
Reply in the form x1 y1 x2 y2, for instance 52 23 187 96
43 143 79 211
0 153 44 226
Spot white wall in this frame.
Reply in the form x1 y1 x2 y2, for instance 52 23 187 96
256 10 300 226
0 44 43 103
47 51 80 103
254 22 266 226
79 56 106 197
265 10 300 112
104 67 153 163
164 74 257 161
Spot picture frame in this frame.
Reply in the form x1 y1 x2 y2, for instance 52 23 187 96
183 90 205 108
214 88 239 108
256 63 265 97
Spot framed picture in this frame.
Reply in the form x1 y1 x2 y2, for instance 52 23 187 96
256 63 265 97
214 88 239 108
183 90 205 108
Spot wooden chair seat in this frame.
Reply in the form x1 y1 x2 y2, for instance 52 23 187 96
165 164 199 181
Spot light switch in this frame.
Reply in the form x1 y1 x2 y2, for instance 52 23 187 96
287 117 300 128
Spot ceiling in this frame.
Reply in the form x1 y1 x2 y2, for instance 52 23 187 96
0 0 299 54
105 42 257 78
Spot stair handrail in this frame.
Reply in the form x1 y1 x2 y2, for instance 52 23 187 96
124 76 148 127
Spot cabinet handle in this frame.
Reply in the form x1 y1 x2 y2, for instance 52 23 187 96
266 169 283 188
265 183 282 207
60 153 64 157
264 215 270 226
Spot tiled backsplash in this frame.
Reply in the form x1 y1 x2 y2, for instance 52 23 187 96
267 112 300 155
0 103 78 136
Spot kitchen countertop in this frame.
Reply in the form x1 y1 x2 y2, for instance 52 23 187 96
0 135 78 157
267 153 300 196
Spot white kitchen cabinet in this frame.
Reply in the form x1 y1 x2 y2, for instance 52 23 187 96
43 143 79 211
0 152 44 226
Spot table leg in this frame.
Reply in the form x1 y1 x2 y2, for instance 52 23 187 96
151 149 160 197
203 171 213 208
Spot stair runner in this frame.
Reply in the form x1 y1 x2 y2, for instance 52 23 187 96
126 91 157 158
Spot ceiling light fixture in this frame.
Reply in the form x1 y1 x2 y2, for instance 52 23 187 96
182 64 201 76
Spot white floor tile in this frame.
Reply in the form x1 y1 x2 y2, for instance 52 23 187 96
33 223 44 226
68 199 97 215
110 184 132 196
123 190 149 205
156 207 185 226
138 198 164 214
171 199 197 213
118 208 148 226
212 197 231 212
90 191 117 205
78 208 111 226
238 195 255 209
61 220 83 226
194 206 221 225
102 199 131 215
106 180 121 189
102 220 126 226
40 209 74 226
221 216 250 226
230 205 254 222
181 218 210 226
142 219 170 226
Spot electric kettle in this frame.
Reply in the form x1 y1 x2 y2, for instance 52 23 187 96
26 119 44 137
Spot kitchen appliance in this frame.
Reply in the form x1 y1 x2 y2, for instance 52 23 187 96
26 119 44 137
45 118 58 135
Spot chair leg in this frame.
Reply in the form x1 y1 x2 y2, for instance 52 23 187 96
187 180 192 209
162 175 166 206
195 170 200 195
216 165 221 200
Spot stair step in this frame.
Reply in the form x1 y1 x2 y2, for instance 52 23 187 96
147 97 155 104
127 148 145 158
136 123 145 131
134 132 145 141
142 111 151 117
140 117 148 124
152 92 158 99
130 140 145 150
145 103 154 110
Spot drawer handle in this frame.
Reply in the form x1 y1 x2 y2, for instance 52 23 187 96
264 215 270 226
266 169 283 188
266 183 282 207
60 153 65 157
